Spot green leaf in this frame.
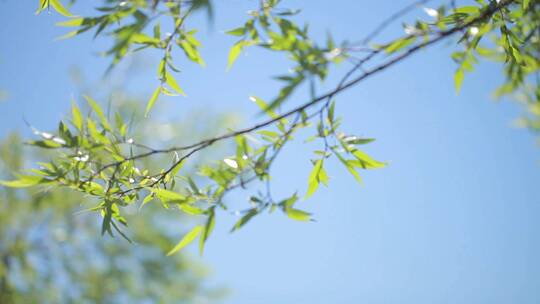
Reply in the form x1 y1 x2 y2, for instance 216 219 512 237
226 27 245 37
140 193 154 209
101 204 113 237
178 203 205 215
454 6 480 15
131 33 160 45
227 40 245 70
145 87 161 117
285 208 311 221
179 40 205 66
334 151 363 184
0 175 46 188
454 68 464 94
27 140 62 149
199 209 215 256
385 36 416 54
250 96 280 119
305 159 323 199
36 0 48 14
87 119 109 144
231 209 258 232
165 71 186 96
167 225 203 256
153 188 186 202
72 102 83 131
80 182 104 196
49 0 74 17
56 17 84 27
153 23 161 39
84 95 111 131
352 150 386 169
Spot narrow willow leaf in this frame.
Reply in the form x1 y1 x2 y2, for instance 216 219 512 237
55 30 81 41
226 27 245 37
334 151 363 184
352 150 386 169
454 69 464 94
227 40 244 70
319 166 329 186
0 175 45 188
27 140 62 149
385 36 416 54
84 95 111 131
153 188 185 202
328 101 336 123
285 207 311 221
49 0 74 17
111 221 133 243
165 71 186 96
230 209 257 232
167 225 203 256
56 18 84 27
169 159 185 178
305 159 323 199
178 203 205 215
140 193 154 210
187 177 200 194
36 0 48 14
249 96 281 120
199 209 215 256
145 87 161 117
101 205 113 237
80 182 104 196
280 193 299 209
72 102 83 131
153 23 161 39
131 33 160 45
87 119 109 144
454 6 480 15
179 40 205 66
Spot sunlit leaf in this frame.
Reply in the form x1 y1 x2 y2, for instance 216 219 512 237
305 159 323 199
285 207 311 221
352 150 386 169
455 69 464 94
153 188 186 202
49 0 74 17
145 86 161 117
0 175 46 188
227 40 245 70
385 36 416 54
178 203 205 215
84 95 111 131
226 27 245 37
72 102 83 131
165 71 186 96
167 225 203 256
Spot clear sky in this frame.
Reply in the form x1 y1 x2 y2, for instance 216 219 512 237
1 1 540 303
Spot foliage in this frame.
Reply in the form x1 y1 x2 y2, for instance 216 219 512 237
1 0 538 255
0 133 225 303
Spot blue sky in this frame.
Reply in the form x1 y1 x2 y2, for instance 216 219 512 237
1 1 540 303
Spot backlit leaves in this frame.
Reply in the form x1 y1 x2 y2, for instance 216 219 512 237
21 0 535 255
